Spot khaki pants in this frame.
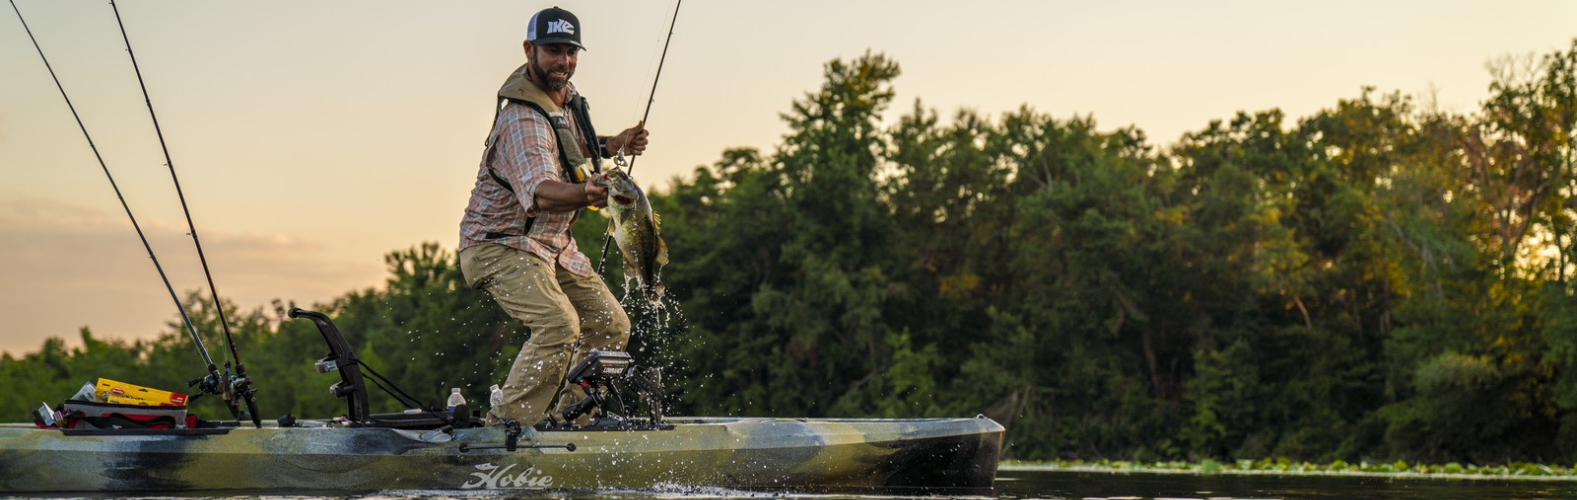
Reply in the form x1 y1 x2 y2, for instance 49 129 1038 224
459 243 630 424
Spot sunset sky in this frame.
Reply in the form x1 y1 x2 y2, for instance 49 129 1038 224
3 0 1575 355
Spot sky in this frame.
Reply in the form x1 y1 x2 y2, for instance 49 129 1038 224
2 0 1575 356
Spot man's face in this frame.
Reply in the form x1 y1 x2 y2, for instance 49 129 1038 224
526 41 578 90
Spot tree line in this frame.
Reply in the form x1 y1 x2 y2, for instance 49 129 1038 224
4 40 1576 465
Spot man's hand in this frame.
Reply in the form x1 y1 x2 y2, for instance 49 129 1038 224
605 122 650 156
583 179 609 209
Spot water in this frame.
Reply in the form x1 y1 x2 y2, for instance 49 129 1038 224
996 467 1577 499
5 468 1576 500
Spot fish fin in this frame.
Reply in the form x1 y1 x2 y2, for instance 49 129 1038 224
604 219 615 235
656 236 669 266
652 211 661 231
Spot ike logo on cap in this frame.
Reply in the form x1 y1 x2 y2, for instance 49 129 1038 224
547 19 575 35
528 7 584 48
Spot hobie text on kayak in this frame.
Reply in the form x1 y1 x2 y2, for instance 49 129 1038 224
461 462 554 489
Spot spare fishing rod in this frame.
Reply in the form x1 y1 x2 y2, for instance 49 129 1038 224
9 0 228 407
597 0 681 277
107 0 260 428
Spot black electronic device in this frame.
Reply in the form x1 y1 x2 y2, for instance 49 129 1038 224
558 350 664 427
564 350 633 385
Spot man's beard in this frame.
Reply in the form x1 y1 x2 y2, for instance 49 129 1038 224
531 58 572 90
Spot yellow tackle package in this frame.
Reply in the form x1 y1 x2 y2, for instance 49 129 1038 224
94 378 189 406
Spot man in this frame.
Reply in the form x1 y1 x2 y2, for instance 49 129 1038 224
458 6 650 426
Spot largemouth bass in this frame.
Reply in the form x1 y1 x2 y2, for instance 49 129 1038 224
597 167 667 303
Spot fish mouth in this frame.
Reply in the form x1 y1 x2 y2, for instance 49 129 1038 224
613 195 635 205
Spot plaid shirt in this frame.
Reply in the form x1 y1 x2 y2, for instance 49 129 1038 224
459 91 595 277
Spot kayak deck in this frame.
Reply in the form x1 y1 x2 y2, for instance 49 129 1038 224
0 415 1003 493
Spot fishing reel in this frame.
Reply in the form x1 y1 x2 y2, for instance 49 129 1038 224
231 366 262 428
186 362 263 428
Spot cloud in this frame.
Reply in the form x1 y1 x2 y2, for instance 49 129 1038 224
0 197 382 355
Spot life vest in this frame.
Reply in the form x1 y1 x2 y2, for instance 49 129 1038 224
487 62 604 190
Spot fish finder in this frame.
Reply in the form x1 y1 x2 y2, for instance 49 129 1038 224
558 350 664 426
564 350 633 385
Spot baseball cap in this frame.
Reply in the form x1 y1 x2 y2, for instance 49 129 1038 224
527 7 585 49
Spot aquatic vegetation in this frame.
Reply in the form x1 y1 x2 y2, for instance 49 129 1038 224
1198 459 1222 475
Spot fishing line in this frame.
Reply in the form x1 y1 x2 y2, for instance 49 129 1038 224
597 0 681 276
624 0 681 177
7 0 214 369
624 1 679 125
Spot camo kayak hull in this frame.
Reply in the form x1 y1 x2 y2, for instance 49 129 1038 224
0 416 1002 493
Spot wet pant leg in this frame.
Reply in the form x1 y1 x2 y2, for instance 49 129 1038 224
460 243 579 424
550 263 632 417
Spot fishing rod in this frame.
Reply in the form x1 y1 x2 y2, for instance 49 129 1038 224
597 0 681 276
8 0 225 399
628 0 682 168
107 0 260 428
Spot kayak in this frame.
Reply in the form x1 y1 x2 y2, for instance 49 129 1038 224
0 307 1003 494
0 415 1003 493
